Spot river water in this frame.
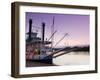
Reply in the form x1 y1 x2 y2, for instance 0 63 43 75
53 52 89 65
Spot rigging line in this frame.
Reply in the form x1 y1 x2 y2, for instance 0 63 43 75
48 30 57 41
54 33 68 47
32 26 41 29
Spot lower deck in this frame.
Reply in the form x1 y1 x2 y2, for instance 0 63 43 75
26 60 55 67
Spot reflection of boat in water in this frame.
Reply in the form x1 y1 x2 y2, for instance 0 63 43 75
26 19 53 64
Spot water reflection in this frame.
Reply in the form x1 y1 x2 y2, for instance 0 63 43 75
53 52 89 65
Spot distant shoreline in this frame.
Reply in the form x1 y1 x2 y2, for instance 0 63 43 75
53 46 89 52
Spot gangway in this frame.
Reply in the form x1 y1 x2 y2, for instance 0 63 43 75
53 47 78 58
43 47 78 59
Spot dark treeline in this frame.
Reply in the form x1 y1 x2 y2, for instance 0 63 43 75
53 46 89 52
72 46 89 52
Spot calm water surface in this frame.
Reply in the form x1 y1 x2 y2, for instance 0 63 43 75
53 52 89 65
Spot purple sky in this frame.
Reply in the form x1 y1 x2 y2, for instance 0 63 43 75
26 12 90 47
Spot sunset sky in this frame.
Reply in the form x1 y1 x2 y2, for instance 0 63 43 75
26 12 90 47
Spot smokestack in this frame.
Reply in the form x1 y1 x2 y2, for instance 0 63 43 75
29 19 32 40
42 22 45 43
